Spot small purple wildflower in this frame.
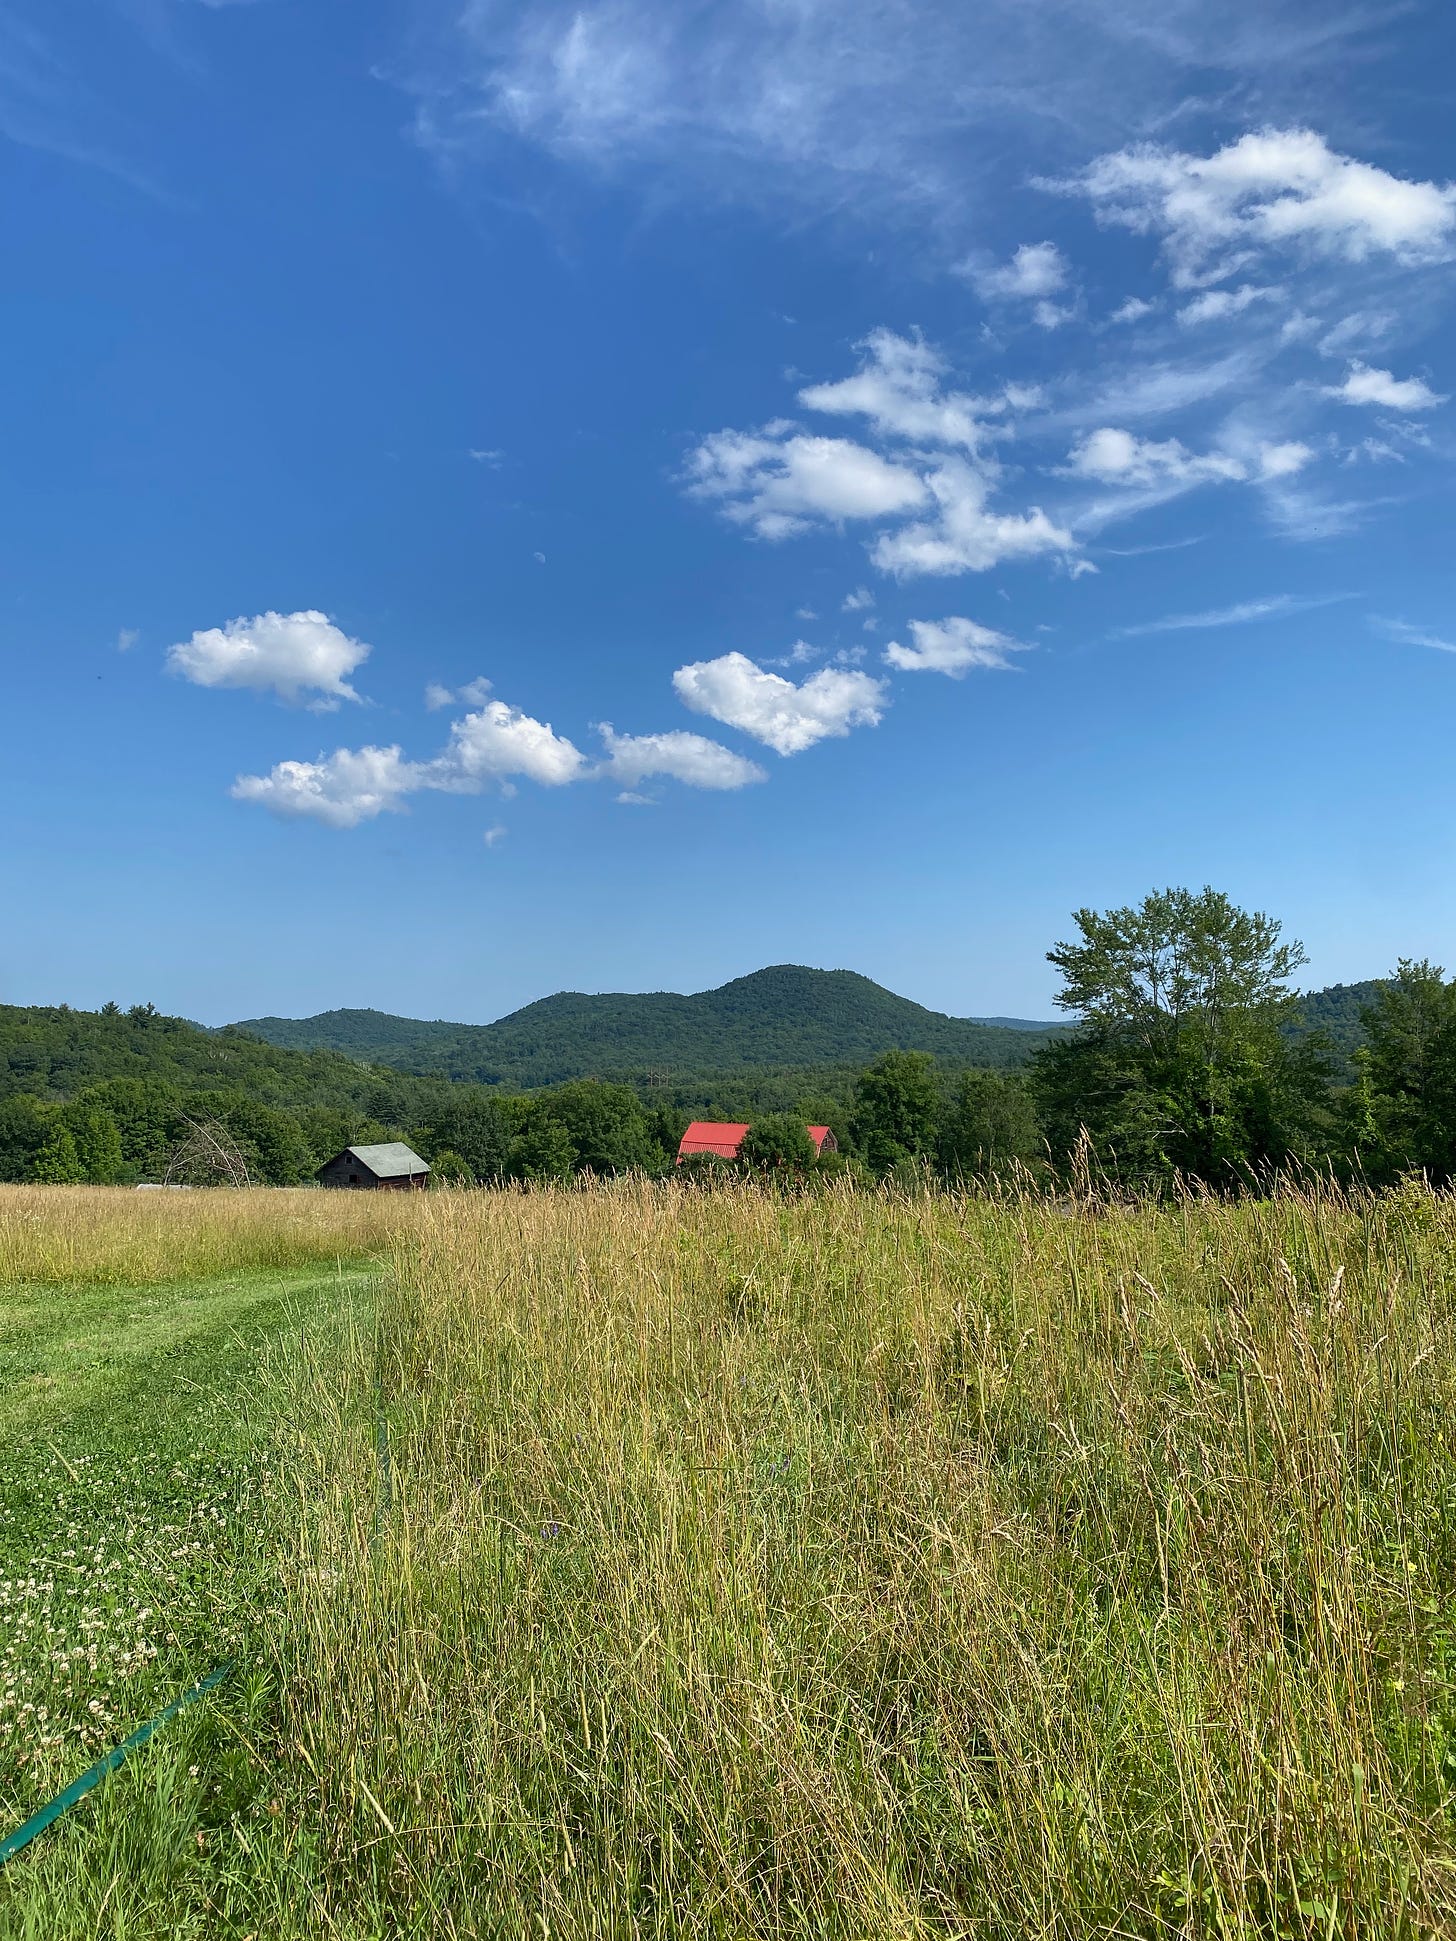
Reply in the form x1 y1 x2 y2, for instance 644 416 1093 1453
542 1520 561 1540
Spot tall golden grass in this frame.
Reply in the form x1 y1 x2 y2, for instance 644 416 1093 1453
272 1176 1456 1937
0 1183 428 1285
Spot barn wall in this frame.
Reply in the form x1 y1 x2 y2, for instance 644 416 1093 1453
318 1153 373 1190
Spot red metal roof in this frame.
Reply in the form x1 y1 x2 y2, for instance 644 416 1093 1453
678 1121 749 1159
676 1122 836 1161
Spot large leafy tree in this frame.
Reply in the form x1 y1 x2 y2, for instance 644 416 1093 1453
851 1050 941 1175
739 1115 818 1175
940 1070 1041 1181
1034 887 1329 1187
1359 961 1456 1182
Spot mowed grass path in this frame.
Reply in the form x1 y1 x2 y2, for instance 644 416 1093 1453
0 1187 400 1939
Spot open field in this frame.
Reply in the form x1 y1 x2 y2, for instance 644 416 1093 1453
2 1180 1456 1936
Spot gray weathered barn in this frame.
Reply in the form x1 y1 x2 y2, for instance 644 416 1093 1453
316 1142 430 1190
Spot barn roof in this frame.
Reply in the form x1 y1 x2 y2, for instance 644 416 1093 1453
344 1141 430 1178
677 1123 835 1161
679 1121 749 1159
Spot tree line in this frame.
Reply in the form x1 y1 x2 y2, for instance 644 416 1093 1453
5 889 1456 1191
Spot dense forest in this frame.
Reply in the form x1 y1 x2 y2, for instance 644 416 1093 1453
232 965 1067 1084
1 908 1450 1191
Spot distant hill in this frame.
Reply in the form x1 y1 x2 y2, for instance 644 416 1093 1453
231 964 1391 1093
0 1002 451 1121
232 965 1067 1088
1290 980 1385 1070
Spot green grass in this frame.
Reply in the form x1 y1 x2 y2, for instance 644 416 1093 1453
0 1259 379 1938
4 1181 1456 1937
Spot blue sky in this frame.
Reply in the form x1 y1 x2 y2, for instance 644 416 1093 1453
4 0 1456 1025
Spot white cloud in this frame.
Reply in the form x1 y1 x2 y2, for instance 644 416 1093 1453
1325 362 1446 412
1050 128 1456 286
883 617 1027 677
1375 617 1456 655
672 651 887 755
842 587 875 612
798 329 996 452
116 627 138 653
482 824 508 846
167 609 369 708
1065 427 1244 487
1258 441 1314 479
468 448 505 465
685 425 927 539
231 745 422 828
411 1 1381 245
426 676 494 710
598 725 766 790
872 457 1077 576
1032 300 1075 331
1114 592 1349 637
1176 283 1276 326
1109 297 1155 324
436 701 587 788
970 240 1069 301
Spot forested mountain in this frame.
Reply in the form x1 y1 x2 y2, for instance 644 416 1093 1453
233 965 1067 1086
1291 980 1385 1066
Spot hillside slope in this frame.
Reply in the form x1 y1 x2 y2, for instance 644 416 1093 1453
0 1003 447 1120
234 965 1066 1086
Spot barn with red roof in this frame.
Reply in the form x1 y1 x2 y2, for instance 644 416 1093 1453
676 1121 837 1163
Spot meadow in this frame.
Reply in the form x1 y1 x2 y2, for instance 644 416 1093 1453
1 1179 1455 1936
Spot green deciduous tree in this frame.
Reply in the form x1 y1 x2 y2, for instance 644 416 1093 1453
61 1097 125 1183
940 1070 1041 1181
739 1115 818 1175
0 1095 57 1183
851 1050 941 1176
507 1104 578 1183
31 1123 84 1183
421 1092 512 1182
1359 961 1456 1182
1034 887 1329 1188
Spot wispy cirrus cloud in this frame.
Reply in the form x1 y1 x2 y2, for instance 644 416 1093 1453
1374 616 1456 654
402 0 1397 245
1112 591 1354 637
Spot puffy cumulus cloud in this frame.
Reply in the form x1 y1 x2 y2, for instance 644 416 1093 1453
167 609 370 708
971 240 1069 301
597 726 766 790
672 651 887 756
1258 441 1315 479
1067 426 1314 501
684 425 927 539
435 700 587 788
967 241 1078 321
1325 362 1447 412
689 332 1078 577
231 746 422 828
798 329 1017 453
871 458 1076 576
1066 427 1246 487
1048 128 1456 286
883 616 1027 676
